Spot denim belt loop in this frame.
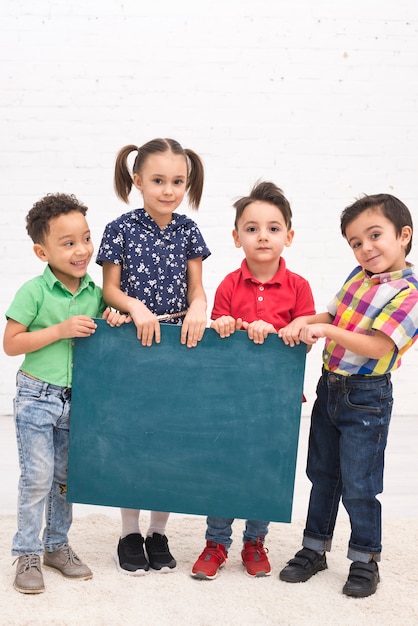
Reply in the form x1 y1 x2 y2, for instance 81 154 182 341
324 368 391 389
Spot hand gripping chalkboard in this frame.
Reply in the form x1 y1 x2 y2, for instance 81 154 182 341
67 320 306 522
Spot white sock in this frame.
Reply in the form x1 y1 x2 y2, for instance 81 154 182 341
120 508 141 538
147 511 170 537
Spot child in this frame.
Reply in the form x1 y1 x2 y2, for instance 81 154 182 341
191 181 315 580
278 193 418 597
96 138 211 575
3 193 126 594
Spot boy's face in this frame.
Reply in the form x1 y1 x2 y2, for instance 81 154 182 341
345 207 412 274
233 201 294 268
33 211 94 291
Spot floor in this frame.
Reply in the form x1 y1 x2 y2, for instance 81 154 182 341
1 413 417 520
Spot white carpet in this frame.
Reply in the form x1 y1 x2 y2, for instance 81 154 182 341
1 513 417 625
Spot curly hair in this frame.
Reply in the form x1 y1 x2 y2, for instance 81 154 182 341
26 193 88 244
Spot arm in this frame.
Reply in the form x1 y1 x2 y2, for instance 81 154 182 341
301 323 395 359
102 262 160 346
279 312 333 347
3 316 98 357
181 257 207 348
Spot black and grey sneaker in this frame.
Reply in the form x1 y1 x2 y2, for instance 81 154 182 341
145 533 177 572
114 533 149 576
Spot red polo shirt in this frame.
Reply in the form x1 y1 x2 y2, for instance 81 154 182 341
211 257 315 330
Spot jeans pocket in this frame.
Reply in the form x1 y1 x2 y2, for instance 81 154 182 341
345 385 393 430
15 385 43 400
346 388 377 412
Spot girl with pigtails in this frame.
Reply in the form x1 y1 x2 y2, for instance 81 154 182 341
96 138 211 576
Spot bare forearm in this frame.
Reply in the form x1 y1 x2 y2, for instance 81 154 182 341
4 315 99 356
306 312 333 325
102 284 149 317
4 325 62 356
315 324 395 359
187 285 207 313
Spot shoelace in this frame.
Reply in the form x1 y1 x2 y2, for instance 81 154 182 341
14 554 41 572
148 534 168 551
243 540 269 559
60 545 82 565
200 546 225 564
124 535 145 556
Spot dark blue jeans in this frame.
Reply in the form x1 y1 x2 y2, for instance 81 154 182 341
302 369 393 563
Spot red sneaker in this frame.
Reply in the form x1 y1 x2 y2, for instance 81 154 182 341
241 539 271 577
191 541 227 580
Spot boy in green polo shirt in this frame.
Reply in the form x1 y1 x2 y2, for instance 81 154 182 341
3 193 126 594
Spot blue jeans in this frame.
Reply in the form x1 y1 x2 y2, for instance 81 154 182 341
206 517 269 550
302 369 393 563
12 371 73 556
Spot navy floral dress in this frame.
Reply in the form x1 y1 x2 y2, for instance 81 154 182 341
96 208 211 322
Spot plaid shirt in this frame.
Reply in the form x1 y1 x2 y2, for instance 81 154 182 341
323 263 418 375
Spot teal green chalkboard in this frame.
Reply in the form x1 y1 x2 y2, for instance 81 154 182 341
67 320 306 522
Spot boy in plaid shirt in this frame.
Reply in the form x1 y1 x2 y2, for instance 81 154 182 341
278 193 418 597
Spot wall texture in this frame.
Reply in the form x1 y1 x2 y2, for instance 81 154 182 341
1 1 418 415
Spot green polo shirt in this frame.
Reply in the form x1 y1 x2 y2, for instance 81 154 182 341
6 265 105 387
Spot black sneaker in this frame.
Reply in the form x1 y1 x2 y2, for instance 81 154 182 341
343 560 380 597
114 533 149 576
279 547 327 583
145 533 176 572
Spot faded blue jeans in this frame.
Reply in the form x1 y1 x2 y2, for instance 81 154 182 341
206 517 269 550
302 369 393 563
12 371 73 556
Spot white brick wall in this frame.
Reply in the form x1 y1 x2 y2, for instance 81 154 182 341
1 0 418 416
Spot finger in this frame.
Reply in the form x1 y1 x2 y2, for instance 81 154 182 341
186 325 201 348
154 321 161 344
180 323 189 344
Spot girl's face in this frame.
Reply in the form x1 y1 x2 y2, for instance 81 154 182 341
133 151 188 228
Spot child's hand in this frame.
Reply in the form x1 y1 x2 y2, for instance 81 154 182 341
130 307 161 346
102 307 130 327
59 316 98 338
300 323 326 345
278 317 309 347
244 320 276 344
210 316 238 338
181 306 206 348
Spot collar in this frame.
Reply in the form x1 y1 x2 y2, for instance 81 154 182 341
360 262 416 284
133 207 190 232
241 257 286 285
43 265 94 293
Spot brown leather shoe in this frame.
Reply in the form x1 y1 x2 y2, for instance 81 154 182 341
43 544 92 579
14 554 45 594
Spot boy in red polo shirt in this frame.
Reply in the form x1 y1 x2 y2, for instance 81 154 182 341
191 181 315 580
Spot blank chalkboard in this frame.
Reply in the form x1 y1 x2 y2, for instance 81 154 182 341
67 320 306 522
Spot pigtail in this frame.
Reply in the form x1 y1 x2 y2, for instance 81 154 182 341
184 148 204 210
114 145 138 203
